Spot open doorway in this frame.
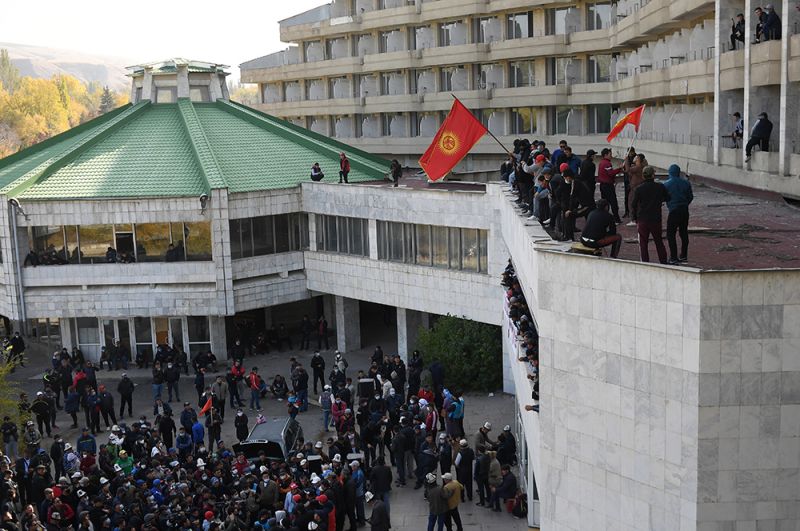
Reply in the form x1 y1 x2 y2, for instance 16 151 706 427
358 301 397 352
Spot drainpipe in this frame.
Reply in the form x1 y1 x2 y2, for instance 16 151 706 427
8 199 27 335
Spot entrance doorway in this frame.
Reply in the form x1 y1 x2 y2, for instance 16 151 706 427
153 317 185 348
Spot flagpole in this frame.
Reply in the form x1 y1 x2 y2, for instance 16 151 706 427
449 93 513 158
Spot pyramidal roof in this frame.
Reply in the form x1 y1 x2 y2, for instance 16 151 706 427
0 99 389 200
126 58 230 76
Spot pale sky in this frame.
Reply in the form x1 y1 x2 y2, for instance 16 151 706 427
0 0 329 83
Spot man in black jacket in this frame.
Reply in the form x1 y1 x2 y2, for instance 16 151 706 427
631 166 670 264
454 439 474 502
746 112 773 161
368 457 393 519
761 4 782 41
730 13 745 49
117 373 135 419
474 447 490 506
366 491 391 531
165 362 181 403
310 351 326 395
578 149 597 197
581 199 622 257
556 169 593 242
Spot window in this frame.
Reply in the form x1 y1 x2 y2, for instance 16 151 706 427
509 61 535 88
507 12 533 39
155 87 177 104
588 104 613 134
550 106 572 135
377 221 488 273
76 317 101 362
546 8 570 35
252 216 275 256
438 21 464 46
587 2 612 30
474 17 499 43
78 225 114 263
588 54 612 83
440 67 460 92
134 223 171 262
134 317 153 361
189 86 210 102
379 30 395 53
317 215 368 256
187 316 211 357
31 226 66 262
547 57 572 86
65 226 79 263
511 108 536 135
183 222 212 261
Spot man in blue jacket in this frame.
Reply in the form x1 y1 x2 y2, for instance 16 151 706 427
662 164 694 264
191 416 205 447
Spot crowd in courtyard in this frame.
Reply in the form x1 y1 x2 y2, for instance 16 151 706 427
502 138 694 265
0 327 526 531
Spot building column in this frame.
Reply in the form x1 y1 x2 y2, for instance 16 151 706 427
308 213 318 251
335 296 361 353
264 308 273 330
742 0 753 167
141 68 154 100
713 0 722 165
396 308 424 362
176 64 190 99
210 316 228 360
778 0 792 175
368 219 378 259
60 318 75 350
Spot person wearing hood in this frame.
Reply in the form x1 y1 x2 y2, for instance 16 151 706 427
746 111 773 161
662 164 694 265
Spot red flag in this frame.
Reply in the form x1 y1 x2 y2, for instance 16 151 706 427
606 104 646 143
199 397 212 416
419 98 487 181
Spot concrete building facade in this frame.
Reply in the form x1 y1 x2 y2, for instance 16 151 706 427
241 0 800 196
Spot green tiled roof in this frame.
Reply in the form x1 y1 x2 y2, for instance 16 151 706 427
0 99 389 200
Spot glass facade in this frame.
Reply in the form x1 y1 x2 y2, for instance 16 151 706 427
377 221 489 273
507 12 533 39
26 222 212 265
316 215 369 256
229 213 308 260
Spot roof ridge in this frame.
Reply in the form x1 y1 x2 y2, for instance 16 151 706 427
176 98 227 191
1 101 152 198
217 100 389 176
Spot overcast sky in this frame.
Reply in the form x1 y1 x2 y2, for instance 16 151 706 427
0 0 328 83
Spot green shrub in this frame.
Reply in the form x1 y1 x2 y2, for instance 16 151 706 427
415 315 502 392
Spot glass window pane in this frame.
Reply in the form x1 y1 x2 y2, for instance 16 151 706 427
253 216 275 256
350 218 364 256
135 223 171 262
432 226 448 268
275 214 290 253
415 225 431 266
300 214 309 250
404 224 415 263
134 317 152 343
32 226 64 254
184 222 212 261
187 316 210 342
316 215 326 251
78 225 114 263
337 217 349 254
170 223 186 261
77 317 99 343
389 222 403 262
229 220 242 259
377 221 387 259
239 218 253 258
461 229 479 271
65 226 79 263
448 228 461 269
479 230 488 273
324 216 337 252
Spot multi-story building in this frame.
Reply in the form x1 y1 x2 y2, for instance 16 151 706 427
241 0 800 196
0 58 799 531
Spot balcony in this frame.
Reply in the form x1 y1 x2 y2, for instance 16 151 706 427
22 261 216 288
719 49 745 91
750 40 783 87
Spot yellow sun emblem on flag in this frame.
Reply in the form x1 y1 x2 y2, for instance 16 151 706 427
439 132 460 155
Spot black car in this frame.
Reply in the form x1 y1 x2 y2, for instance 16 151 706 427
232 416 303 461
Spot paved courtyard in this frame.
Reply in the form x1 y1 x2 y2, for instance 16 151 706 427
17 334 531 530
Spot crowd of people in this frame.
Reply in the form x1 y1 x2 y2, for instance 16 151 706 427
501 263 539 415
502 138 694 265
0 331 526 530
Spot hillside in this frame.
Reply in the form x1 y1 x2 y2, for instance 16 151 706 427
1 42 131 90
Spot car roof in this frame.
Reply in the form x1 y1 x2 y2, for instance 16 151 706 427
245 417 294 441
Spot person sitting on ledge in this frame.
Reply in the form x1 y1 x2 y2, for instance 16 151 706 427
310 162 325 182
579 199 622 258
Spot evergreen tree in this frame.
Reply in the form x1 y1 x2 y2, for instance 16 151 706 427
0 49 20 93
99 85 116 114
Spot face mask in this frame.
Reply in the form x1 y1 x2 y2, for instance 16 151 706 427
389 389 396 396
374 395 380 400
237 412 243 416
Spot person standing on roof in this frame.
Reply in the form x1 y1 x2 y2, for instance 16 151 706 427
339 152 351 184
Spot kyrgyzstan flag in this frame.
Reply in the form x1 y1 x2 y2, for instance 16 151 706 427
199 397 213 416
419 98 487 181
606 104 646 143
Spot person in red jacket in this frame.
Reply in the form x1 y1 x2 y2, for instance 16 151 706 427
339 152 350 184
229 361 246 408
596 148 624 223
247 368 262 411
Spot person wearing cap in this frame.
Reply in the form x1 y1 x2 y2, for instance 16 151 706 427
473 422 496 454
746 111 774 161
631 165 670 264
454 439 474 502
662 163 694 264
580 198 622 257
761 4 782 41
76 427 96 455
115 449 133 475
442 472 464 531
426 473 449 531
349 460 367 526
30 391 52 438
366 490 390 531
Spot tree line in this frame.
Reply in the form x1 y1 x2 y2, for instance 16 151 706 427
0 49 128 158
